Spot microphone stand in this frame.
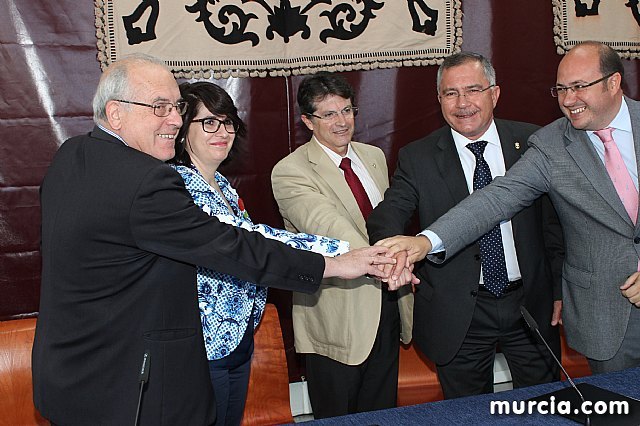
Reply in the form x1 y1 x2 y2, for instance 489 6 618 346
134 350 151 426
520 306 590 426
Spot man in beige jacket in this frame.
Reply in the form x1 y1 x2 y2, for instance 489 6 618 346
271 72 414 419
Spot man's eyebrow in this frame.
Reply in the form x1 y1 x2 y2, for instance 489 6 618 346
442 84 484 91
150 96 172 103
556 80 587 87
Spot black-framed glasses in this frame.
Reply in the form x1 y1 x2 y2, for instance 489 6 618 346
191 117 238 134
550 73 615 98
439 85 495 101
116 99 187 117
307 106 359 121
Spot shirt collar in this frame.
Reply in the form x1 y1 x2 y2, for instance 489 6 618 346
451 120 500 151
588 97 631 137
313 136 354 167
97 123 128 146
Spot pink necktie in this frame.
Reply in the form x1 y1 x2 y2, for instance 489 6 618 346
594 127 638 224
594 127 639 271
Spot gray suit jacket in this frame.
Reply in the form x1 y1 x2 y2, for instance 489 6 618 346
429 97 640 360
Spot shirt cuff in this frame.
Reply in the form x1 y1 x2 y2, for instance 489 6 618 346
419 230 445 254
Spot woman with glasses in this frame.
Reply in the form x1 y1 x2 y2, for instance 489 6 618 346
170 82 346 426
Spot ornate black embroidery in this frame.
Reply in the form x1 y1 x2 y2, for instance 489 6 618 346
319 0 384 42
186 0 260 45
122 0 160 45
408 0 438 35
249 0 331 42
122 1 444 46
574 0 600 17
626 0 640 27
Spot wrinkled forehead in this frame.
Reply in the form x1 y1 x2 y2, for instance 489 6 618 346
557 47 601 84
312 94 352 111
440 62 489 91
128 63 180 103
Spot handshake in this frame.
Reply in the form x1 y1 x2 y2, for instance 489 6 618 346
323 234 433 290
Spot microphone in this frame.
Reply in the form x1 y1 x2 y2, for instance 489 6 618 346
520 306 590 426
134 350 151 426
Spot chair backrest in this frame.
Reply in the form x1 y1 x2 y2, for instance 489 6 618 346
0 318 50 425
560 325 591 380
397 341 444 407
241 304 293 426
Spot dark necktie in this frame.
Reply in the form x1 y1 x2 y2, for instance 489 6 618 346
339 157 373 219
466 141 509 297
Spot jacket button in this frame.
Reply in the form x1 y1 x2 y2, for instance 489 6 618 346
634 237 640 244
474 254 481 261
470 290 478 297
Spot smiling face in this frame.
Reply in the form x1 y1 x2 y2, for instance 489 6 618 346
185 104 235 174
106 62 183 161
556 45 623 131
301 94 354 156
438 60 500 141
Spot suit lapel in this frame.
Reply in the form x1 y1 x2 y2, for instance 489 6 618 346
564 124 634 226
627 96 640 225
351 143 386 193
306 140 368 236
435 132 469 204
496 123 525 169
495 122 527 239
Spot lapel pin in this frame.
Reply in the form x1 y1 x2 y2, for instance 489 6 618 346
514 141 521 150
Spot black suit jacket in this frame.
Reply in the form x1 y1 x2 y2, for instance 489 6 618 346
367 120 564 365
33 127 325 426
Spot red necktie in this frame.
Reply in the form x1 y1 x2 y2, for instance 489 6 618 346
339 157 373 219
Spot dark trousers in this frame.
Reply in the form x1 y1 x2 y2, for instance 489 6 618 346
208 318 255 426
305 289 400 419
436 287 559 399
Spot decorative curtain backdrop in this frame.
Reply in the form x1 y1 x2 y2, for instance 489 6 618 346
553 0 640 58
95 0 462 78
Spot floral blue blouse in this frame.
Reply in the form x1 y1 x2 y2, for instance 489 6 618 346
173 165 348 361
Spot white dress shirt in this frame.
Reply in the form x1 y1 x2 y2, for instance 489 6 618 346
587 98 638 191
422 121 522 283
315 137 383 209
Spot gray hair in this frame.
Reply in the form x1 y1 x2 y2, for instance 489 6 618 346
92 53 169 123
436 52 497 93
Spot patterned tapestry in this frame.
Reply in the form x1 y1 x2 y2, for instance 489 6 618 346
95 0 462 78
553 0 640 58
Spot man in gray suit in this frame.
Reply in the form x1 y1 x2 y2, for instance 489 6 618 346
378 41 640 374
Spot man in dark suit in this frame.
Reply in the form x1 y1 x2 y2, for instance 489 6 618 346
368 52 564 398
32 54 395 426
378 42 640 376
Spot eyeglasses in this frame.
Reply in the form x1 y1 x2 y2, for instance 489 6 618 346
116 99 187 117
550 73 615 98
191 117 238 134
307 106 359 121
439 85 495 101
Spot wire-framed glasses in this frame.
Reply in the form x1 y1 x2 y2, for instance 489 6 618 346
307 106 359 121
550 73 615 98
116 99 187 117
439 85 495 101
191 117 239 134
